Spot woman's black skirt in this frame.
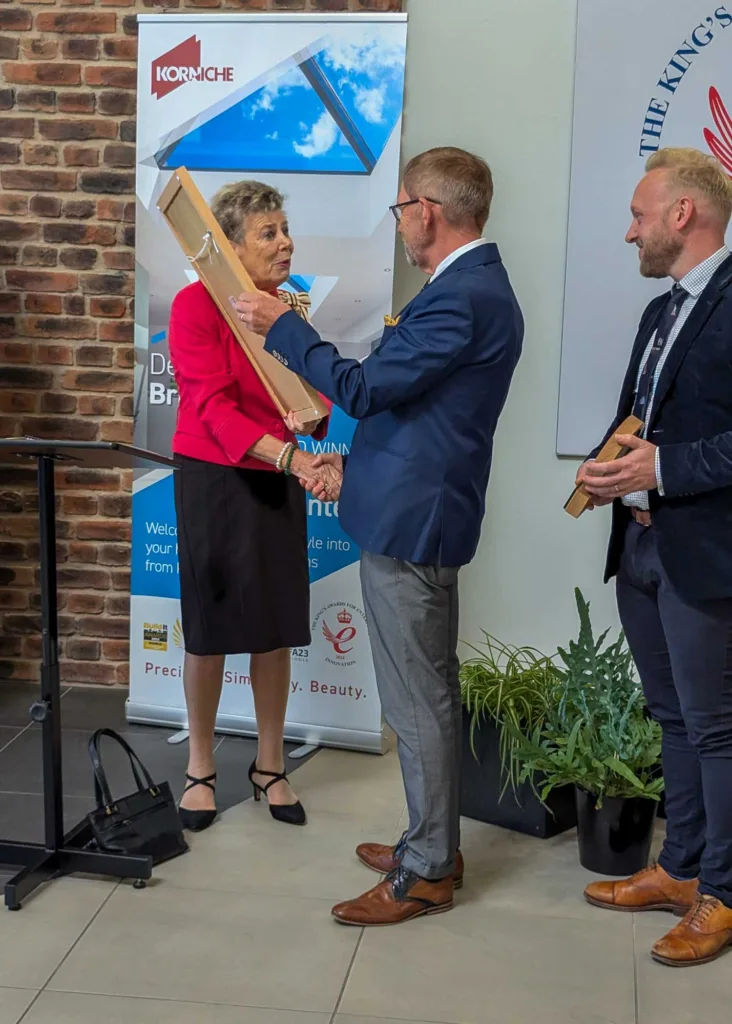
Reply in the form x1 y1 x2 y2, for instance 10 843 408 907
174 456 311 656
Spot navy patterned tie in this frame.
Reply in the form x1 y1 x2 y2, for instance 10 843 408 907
632 283 687 422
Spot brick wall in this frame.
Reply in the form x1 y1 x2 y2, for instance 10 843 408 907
0 0 403 687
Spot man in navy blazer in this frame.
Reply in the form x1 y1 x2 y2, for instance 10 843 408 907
237 147 523 926
578 148 732 968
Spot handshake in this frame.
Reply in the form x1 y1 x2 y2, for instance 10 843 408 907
284 411 343 502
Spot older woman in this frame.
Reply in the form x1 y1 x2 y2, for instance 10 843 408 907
169 180 335 831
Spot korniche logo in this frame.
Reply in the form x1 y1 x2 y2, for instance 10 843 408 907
151 36 234 101
637 6 732 175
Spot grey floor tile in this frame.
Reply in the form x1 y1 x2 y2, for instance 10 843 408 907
0 684 42 729
0 728 24 754
58 685 130 732
0 792 95 847
0 988 37 1024
23 992 329 1024
48 883 361 1013
340 904 636 1024
634 914 732 1023
0 876 116 989
336 1019 451 1024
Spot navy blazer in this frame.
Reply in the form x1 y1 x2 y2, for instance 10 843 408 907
265 244 523 567
596 253 732 600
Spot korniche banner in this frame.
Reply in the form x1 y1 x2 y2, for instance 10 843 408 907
130 12 408 752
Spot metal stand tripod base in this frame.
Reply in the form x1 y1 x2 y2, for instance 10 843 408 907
1 820 152 910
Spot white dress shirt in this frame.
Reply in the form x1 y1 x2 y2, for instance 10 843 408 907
624 245 730 510
429 238 491 282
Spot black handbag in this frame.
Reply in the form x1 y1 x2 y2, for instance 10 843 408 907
87 728 189 866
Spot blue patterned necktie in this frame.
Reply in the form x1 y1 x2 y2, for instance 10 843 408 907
632 283 688 422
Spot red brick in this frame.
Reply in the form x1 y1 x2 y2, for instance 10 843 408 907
0 38 19 61
0 141 19 163
29 195 63 217
0 9 33 29
81 170 134 195
0 293 21 313
115 346 133 369
105 593 129 615
0 392 36 413
56 567 110 590
3 63 81 87
65 638 101 660
20 315 97 339
97 199 124 221
44 223 115 245
21 246 58 267
84 65 135 89
89 296 126 317
16 89 56 113
62 38 99 60
80 273 133 296
75 344 113 366
79 395 116 416
21 416 97 441
2 170 76 192
0 117 34 138
119 120 135 143
0 88 14 111
98 320 132 343
0 219 40 242
103 144 135 168
0 341 32 363
6 269 77 292
0 591 28 611
0 660 37 682
102 638 129 660
0 366 53 389
25 294 62 314
23 143 58 166
58 92 96 115
122 15 138 34
35 12 117 32
97 543 129 566
75 519 130 542
103 38 136 60
40 391 76 413
62 145 98 168
39 119 117 142
62 369 132 393
22 39 59 61
64 295 86 315
103 251 134 271
66 592 104 614
57 467 119 490
63 200 95 220
34 344 73 365
60 247 97 270
98 494 131 517
99 419 132 443
0 194 28 216
61 661 117 684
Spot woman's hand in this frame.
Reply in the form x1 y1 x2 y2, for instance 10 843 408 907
284 411 318 437
291 450 342 501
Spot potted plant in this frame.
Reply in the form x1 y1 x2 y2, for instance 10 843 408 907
459 635 577 838
507 589 664 875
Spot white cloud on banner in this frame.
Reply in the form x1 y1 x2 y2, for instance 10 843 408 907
294 111 339 159
354 86 386 125
322 31 406 75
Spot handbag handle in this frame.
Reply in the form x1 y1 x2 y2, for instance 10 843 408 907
88 728 157 810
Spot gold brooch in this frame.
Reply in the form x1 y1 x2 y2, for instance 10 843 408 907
384 314 400 327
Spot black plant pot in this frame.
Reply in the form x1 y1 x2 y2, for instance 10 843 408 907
460 711 576 838
575 787 657 876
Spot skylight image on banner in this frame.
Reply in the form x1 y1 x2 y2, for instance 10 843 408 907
155 35 406 174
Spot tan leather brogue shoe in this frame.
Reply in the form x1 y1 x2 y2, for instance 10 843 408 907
332 867 454 927
651 896 732 967
356 834 464 889
584 863 698 913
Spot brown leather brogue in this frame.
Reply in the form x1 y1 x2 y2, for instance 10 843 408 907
356 833 465 889
332 867 454 927
652 895 732 967
584 863 698 913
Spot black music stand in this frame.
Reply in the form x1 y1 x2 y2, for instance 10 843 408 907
0 439 175 909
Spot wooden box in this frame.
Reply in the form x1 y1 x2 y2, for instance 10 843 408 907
565 415 644 518
157 167 328 429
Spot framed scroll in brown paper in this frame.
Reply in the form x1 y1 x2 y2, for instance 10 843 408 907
564 415 644 518
157 167 329 429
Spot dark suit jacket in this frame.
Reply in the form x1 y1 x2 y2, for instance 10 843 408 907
596 253 732 601
264 244 524 567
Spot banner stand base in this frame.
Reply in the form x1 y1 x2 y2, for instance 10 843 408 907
288 744 320 760
167 729 190 746
126 700 386 755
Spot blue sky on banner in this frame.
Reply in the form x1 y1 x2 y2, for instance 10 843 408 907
158 32 406 174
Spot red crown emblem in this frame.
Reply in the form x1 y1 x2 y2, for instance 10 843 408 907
704 86 732 179
337 608 352 625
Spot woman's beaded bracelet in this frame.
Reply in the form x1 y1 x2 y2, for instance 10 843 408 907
276 442 293 472
283 444 296 476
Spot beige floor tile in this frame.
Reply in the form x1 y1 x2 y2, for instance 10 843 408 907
0 877 116 989
48 883 359 1014
156 805 406 900
336 1018 449 1024
285 748 406 820
0 988 36 1024
340 903 636 1024
634 913 732 1023
23 992 329 1024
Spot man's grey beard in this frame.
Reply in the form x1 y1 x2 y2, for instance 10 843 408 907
403 241 420 267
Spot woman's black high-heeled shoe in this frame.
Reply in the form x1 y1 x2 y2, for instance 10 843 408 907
178 772 218 832
248 760 306 826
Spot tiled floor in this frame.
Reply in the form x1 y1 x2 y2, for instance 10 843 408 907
0 683 730 1023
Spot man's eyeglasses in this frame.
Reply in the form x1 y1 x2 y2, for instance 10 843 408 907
389 197 442 222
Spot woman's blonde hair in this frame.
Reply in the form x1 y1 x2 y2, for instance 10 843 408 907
646 148 732 226
210 180 285 243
